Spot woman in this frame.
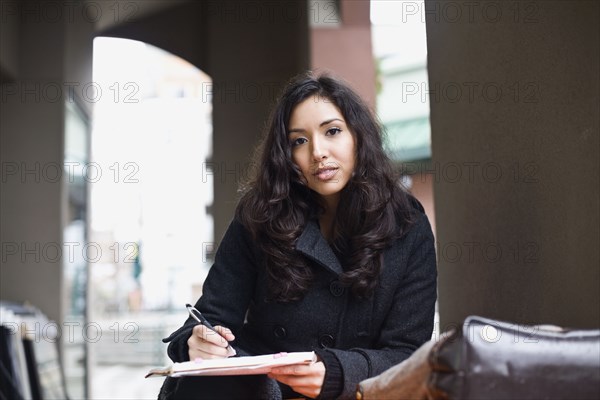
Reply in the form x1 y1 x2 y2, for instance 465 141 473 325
160 72 437 399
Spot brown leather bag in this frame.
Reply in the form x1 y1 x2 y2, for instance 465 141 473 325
358 316 600 400
357 336 440 400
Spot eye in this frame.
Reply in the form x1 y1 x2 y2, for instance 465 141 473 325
326 127 342 136
291 137 307 147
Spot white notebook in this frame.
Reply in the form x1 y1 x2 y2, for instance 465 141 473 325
145 351 317 378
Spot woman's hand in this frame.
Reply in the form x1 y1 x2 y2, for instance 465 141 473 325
187 324 235 360
268 361 326 399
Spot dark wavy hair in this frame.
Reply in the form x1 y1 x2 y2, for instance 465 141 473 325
236 72 416 302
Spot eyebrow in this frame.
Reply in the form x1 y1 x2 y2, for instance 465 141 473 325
288 118 345 134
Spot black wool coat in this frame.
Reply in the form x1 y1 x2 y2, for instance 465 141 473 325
161 204 437 399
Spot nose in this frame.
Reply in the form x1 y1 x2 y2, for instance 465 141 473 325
311 136 328 161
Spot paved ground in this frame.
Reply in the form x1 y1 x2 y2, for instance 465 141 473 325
74 311 182 399
92 365 165 400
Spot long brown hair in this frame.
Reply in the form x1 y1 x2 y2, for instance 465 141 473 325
236 72 415 301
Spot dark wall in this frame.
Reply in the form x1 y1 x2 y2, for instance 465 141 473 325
426 0 600 329
204 1 310 241
1 0 95 325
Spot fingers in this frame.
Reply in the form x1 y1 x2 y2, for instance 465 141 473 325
193 324 234 347
187 324 235 360
270 364 307 376
270 361 325 376
189 347 229 360
268 362 325 399
214 325 235 342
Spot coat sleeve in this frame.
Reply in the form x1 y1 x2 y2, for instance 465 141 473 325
162 218 258 362
319 212 438 399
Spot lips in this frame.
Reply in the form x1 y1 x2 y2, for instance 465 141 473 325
313 166 339 181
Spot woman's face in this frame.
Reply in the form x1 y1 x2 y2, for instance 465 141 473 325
288 95 356 206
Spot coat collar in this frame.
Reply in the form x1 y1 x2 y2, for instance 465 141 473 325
295 219 343 276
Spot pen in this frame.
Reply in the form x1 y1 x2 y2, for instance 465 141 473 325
186 303 236 356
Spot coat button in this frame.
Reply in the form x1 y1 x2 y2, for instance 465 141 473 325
319 334 334 348
329 280 345 297
273 326 287 339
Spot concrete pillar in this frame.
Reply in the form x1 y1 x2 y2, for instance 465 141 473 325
425 0 599 329
1 0 67 326
205 1 309 241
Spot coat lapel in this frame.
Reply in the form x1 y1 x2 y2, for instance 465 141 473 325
295 220 343 275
